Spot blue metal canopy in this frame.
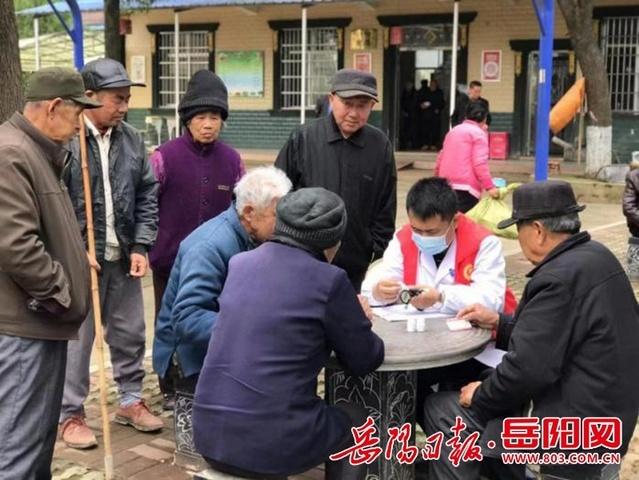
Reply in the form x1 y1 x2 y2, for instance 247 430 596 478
17 0 336 16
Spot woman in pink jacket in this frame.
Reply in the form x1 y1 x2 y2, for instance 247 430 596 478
435 102 499 212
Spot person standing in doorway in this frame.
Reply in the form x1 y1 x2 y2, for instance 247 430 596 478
423 78 445 151
413 79 430 149
399 81 417 150
275 69 397 291
59 58 161 450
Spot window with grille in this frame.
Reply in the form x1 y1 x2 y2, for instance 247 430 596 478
602 16 639 112
156 30 211 108
279 27 339 110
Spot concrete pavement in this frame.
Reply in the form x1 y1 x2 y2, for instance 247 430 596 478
64 167 636 479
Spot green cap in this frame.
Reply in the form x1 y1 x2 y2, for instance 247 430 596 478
25 67 102 108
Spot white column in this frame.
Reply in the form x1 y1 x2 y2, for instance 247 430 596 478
300 5 308 124
34 16 41 70
174 11 180 137
449 0 460 126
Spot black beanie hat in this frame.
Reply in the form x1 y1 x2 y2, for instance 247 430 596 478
178 70 229 123
273 188 347 253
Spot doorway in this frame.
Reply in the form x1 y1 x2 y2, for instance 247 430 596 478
523 51 576 156
383 23 468 151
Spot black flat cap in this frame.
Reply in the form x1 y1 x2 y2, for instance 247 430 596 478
331 69 378 101
81 58 146 91
497 180 586 229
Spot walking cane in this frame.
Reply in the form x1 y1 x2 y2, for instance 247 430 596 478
79 120 115 479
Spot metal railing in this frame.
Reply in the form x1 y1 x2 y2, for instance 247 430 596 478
280 27 338 110
158 30 210 108
602 16 639 113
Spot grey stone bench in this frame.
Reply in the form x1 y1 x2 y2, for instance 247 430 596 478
194 469 289 480
193 469 247 480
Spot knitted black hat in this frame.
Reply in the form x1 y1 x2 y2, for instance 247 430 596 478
273 188 347 253
178 70 229 122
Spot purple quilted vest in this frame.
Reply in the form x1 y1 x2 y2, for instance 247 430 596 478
149 133 243 276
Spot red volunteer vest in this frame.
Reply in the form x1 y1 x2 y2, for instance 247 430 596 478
396 214 518 315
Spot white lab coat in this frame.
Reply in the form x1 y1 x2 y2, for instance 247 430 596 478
361 233 506 315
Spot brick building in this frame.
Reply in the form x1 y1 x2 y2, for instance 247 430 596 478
19 0 639 160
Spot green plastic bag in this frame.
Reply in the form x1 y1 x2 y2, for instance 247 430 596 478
466 183 521 239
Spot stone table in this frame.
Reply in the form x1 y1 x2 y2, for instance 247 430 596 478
325 315 491 480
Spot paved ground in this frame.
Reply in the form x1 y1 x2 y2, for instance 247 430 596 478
54 167 638 479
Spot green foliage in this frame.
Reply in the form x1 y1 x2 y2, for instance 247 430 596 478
14 0 71 39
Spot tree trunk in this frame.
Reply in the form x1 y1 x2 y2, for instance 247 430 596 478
104 0 123 63
557 0 613 176
0 0 23 122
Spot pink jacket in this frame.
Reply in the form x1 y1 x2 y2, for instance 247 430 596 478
435 120 495 198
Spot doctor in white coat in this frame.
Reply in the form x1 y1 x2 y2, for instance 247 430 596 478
362 177 513 432
361 177 507 315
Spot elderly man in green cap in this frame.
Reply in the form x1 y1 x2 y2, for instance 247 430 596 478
0 67 101 478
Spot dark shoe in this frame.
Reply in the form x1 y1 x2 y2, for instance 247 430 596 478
415 457 430 480
162 393 175 411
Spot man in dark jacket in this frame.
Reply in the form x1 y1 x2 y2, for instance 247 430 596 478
451 80 491 127
60 58 161 449
622 163 639 279
422 78 446 150
0 67 98 478
275 69 397 291
193 188 384 480
424 181 639 480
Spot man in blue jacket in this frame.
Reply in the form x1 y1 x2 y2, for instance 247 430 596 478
193 187 384 480
152 167 292 393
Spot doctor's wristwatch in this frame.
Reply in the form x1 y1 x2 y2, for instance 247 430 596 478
399 288 422 305
399 287 445 310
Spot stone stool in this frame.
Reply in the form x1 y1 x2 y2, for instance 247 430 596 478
174 389 207 470
194 469 248 480
194 468 288 480
628 236 639 280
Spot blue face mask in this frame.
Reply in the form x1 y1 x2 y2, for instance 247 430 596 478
412 224 452 256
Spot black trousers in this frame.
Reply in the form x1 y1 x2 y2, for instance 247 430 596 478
415 359 487 430
423 392 526 480
455 190 479 213
153 270 175 397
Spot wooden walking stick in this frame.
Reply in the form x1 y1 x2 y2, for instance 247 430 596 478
79 120 114 479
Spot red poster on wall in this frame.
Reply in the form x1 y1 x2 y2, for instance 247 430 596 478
481 50 502 82
390 27 403 46
354 52 372 73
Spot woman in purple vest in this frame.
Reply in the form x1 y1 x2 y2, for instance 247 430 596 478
148 70 245 408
